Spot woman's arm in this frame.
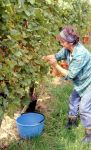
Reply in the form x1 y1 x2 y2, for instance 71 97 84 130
42 55 68 77
42 47 67 62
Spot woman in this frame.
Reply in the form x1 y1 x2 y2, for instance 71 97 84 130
43 26 91 143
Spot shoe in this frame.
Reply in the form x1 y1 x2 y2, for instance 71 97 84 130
81 129 91 143
65 117 78 129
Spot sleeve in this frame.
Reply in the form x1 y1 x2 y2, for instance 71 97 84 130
67 54 88 79
55 47 67 61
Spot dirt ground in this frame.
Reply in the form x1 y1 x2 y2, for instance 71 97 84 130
0 112 20 149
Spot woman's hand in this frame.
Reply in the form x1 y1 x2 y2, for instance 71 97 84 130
42 55 57 65
42 55 56 61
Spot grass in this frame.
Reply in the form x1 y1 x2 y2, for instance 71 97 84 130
3 78 91 150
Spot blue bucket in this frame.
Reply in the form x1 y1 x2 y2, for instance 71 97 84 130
16 112 45 139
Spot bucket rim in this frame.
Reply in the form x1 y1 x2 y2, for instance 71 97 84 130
16 112 45 127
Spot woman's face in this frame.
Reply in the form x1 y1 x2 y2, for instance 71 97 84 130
60 39 73 50
59 39 74 51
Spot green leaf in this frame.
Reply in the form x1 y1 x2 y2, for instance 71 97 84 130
24 9 31 16
14 51 22 57
0 104 4 119
18 0 25 8
45 0 52 4
0 64 3 69
10 29 22 40
27 0 35 5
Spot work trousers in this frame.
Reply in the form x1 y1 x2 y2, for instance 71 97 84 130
68 89 91 128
